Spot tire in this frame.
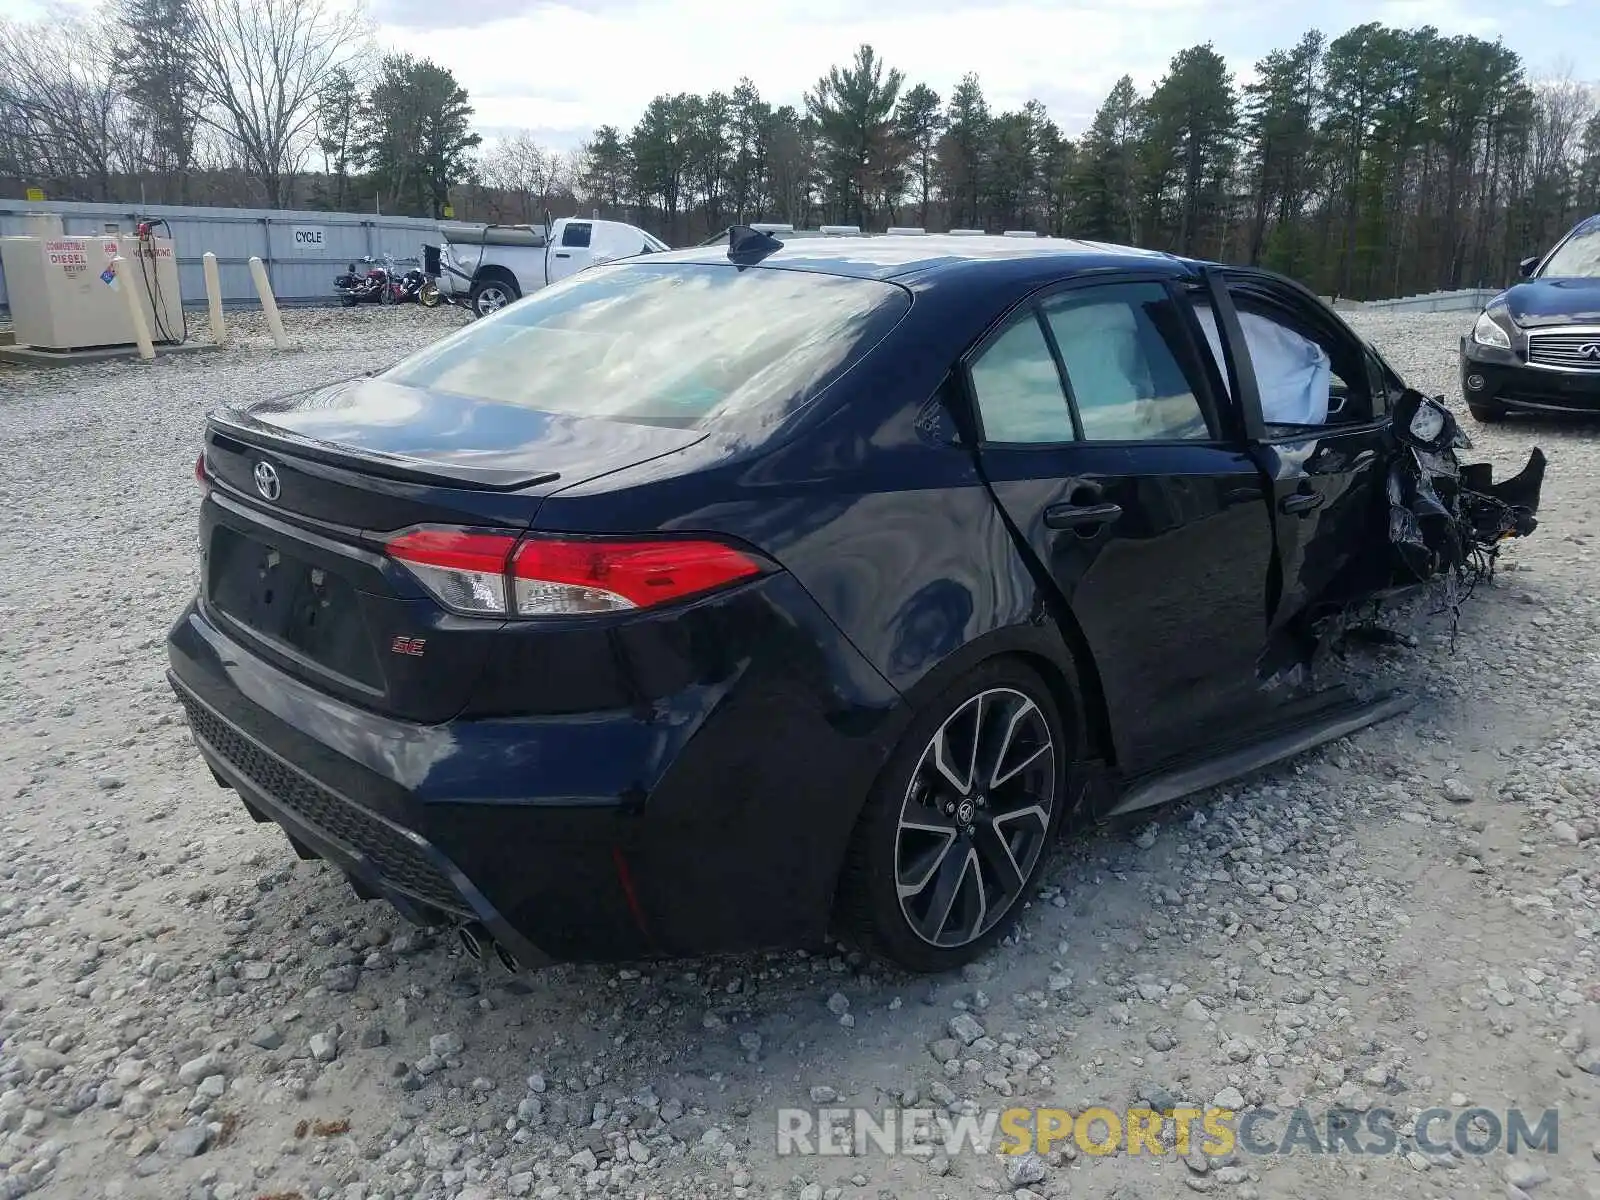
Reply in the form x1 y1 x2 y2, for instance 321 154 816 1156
1467 397 1506 423
378 284 397 306
835 656 1070 973
418 281 441 308
470 276 517 318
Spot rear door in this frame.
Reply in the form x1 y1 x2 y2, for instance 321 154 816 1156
549 220 593 283
967 274 1278 771
1191 270 1395 649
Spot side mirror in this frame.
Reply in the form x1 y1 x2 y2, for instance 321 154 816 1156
1518 256 1539 278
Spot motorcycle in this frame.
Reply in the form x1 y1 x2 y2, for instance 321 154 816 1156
334 256 391 306
334 254 440 307
392 261 441 307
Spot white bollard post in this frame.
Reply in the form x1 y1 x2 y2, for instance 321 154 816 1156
247 255 289 350
203 251 226 345
110 256 155 361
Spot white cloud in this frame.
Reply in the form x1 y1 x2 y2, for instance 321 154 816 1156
7 0 1594 149
379 0 1259 146
378 0 1600 148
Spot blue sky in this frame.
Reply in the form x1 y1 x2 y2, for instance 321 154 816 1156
5 0 1595 149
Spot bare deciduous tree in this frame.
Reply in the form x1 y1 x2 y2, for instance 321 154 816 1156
0 12 132 200
477 131 568 223
183 0 370 207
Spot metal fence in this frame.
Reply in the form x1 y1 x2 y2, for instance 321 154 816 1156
0 199 443 312
1357 288 1498 313
2 200 1507 317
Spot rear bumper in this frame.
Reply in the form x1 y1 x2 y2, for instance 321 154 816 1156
170 669 556 966
1461 341 1600 413
166 572 904 962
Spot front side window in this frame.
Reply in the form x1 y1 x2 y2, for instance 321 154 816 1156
1541 226 1600 278
562 222 593 248
968 312 1076 443
1192 289 1373 427
380 264 909 432
1041 283 1212 441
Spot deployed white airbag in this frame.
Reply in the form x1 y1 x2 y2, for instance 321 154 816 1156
1194 305 1331 426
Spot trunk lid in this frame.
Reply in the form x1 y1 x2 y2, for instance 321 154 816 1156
199 376 706 722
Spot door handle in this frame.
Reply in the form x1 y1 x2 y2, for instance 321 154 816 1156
1044 501 1123 530
554 251 571 258
1280 491 1325 516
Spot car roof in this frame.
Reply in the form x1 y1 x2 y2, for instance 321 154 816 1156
640 233 1189 284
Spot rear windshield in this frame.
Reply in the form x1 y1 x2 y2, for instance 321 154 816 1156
382 263 910 430
1541 226 1600 278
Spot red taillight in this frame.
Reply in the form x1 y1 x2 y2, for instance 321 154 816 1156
511 537 765 615
385 528 765 618
194 453 207 488
387 528 518 615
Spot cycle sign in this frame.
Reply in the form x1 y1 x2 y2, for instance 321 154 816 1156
292 226 327 250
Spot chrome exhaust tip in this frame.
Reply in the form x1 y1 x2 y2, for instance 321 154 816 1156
457 923 486 961
492 941 520 973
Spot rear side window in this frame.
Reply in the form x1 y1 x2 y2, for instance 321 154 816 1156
1041 283 1212 441
561 222 592 248
969 313 1075 443
381 264 910 430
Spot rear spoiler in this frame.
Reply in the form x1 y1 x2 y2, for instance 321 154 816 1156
208 407 562 492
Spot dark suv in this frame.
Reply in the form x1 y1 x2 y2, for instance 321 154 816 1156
1461 214 1600 421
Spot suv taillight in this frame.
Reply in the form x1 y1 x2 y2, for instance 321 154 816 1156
385 528 767 617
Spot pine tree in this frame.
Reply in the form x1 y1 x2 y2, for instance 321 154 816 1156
805 44 905 226
119 0 203 201
938 73 991 229
893 83 943 227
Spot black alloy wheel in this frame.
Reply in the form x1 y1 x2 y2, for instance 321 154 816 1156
838 658 1068 971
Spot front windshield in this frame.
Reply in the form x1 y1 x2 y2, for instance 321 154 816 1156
382 263 908 430
1540 227 1600 278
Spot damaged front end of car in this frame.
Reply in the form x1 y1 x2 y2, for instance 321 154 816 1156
1385 388 1545 594
1299 390 1545 672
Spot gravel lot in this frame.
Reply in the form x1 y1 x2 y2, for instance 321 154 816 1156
1 304 1598 1200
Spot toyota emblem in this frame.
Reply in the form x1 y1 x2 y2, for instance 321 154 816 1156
253 461 281 501
1581 342 1600 361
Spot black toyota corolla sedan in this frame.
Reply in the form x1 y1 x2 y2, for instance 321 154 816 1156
168 228 1534 973
1462 213 1600 421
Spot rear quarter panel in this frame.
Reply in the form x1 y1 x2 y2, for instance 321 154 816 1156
531 276 1097 717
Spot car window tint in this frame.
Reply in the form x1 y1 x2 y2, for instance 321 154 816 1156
969 313 1076 443
561 222 592 248
1041 284 1211 441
